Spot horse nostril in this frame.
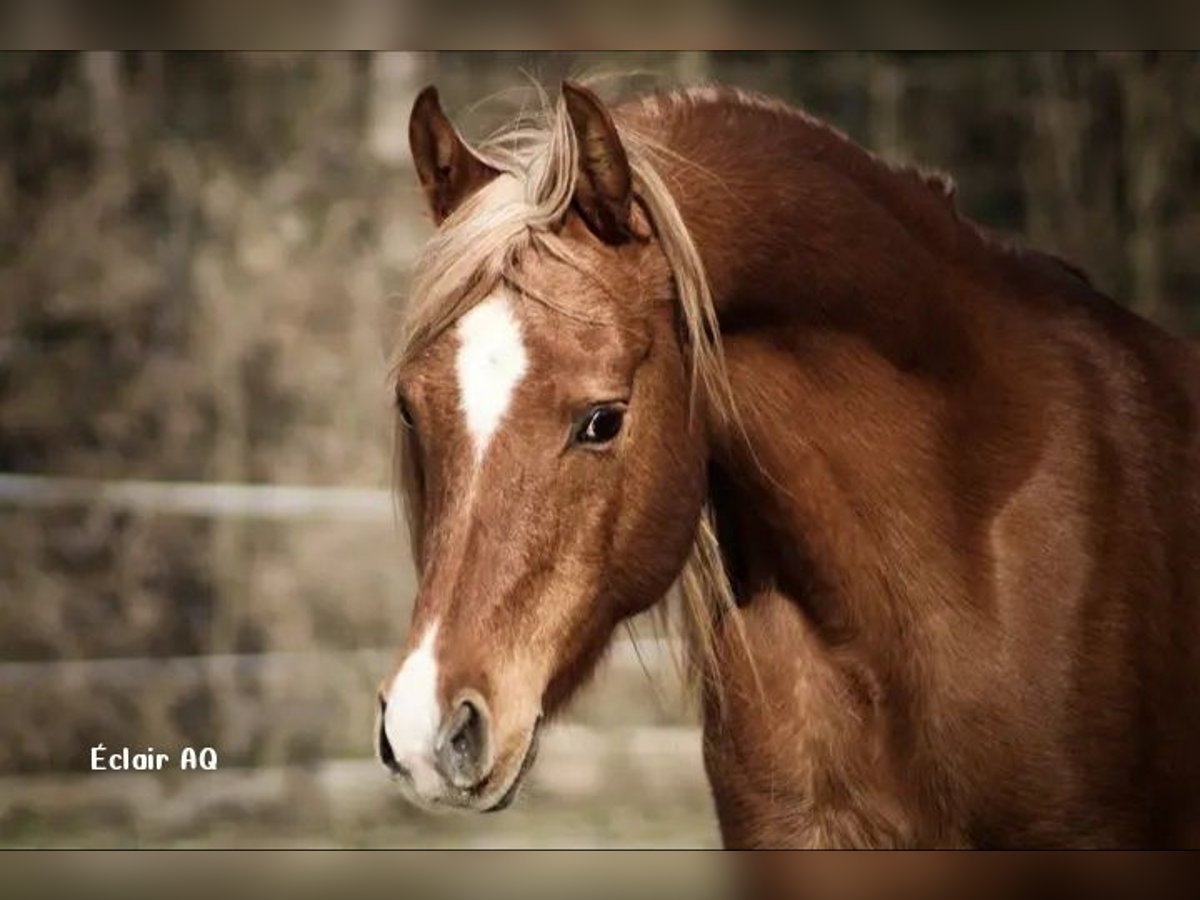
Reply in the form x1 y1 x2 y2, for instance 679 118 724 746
377 697 408 778
436 693 491 789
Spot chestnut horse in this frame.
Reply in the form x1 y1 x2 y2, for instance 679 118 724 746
375 81 1200 848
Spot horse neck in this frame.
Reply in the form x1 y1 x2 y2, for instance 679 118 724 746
650 98 986 377
651 99 1039 640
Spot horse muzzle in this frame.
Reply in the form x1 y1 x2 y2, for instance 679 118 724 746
377 690 541 812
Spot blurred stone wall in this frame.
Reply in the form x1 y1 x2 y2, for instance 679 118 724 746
1 52 1198 846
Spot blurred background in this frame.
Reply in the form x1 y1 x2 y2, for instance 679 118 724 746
1 51 1198 848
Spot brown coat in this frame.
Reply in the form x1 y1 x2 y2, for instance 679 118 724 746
382 83 1200 848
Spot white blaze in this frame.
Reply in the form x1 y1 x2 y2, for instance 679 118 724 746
455 290 528 462
383 621 443 798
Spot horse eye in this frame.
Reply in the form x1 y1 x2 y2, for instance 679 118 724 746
397 397 415 429
575 405 625 446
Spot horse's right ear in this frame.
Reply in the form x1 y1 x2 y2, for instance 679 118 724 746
409 86 500 224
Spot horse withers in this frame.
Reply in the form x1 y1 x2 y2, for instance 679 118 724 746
375 81 1200 848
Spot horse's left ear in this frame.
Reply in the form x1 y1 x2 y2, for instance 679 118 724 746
562 82 636 244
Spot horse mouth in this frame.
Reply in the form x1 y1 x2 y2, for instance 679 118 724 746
482 717 542 813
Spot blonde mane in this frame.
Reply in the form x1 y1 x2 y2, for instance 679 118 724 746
392 87 749 701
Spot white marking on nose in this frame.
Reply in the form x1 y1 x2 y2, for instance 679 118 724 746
455 290 528 463
383 621 444 797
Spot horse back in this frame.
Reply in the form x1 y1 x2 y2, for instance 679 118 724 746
964 278 1200 845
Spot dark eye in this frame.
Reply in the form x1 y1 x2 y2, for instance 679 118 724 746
574 405 625 446
397 397 414 429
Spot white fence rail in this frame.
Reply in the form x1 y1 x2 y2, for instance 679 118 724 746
0 473 396 521
0 638 678 684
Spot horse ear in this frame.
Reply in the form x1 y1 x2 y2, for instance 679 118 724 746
409 86 499 224
562 82 634 244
